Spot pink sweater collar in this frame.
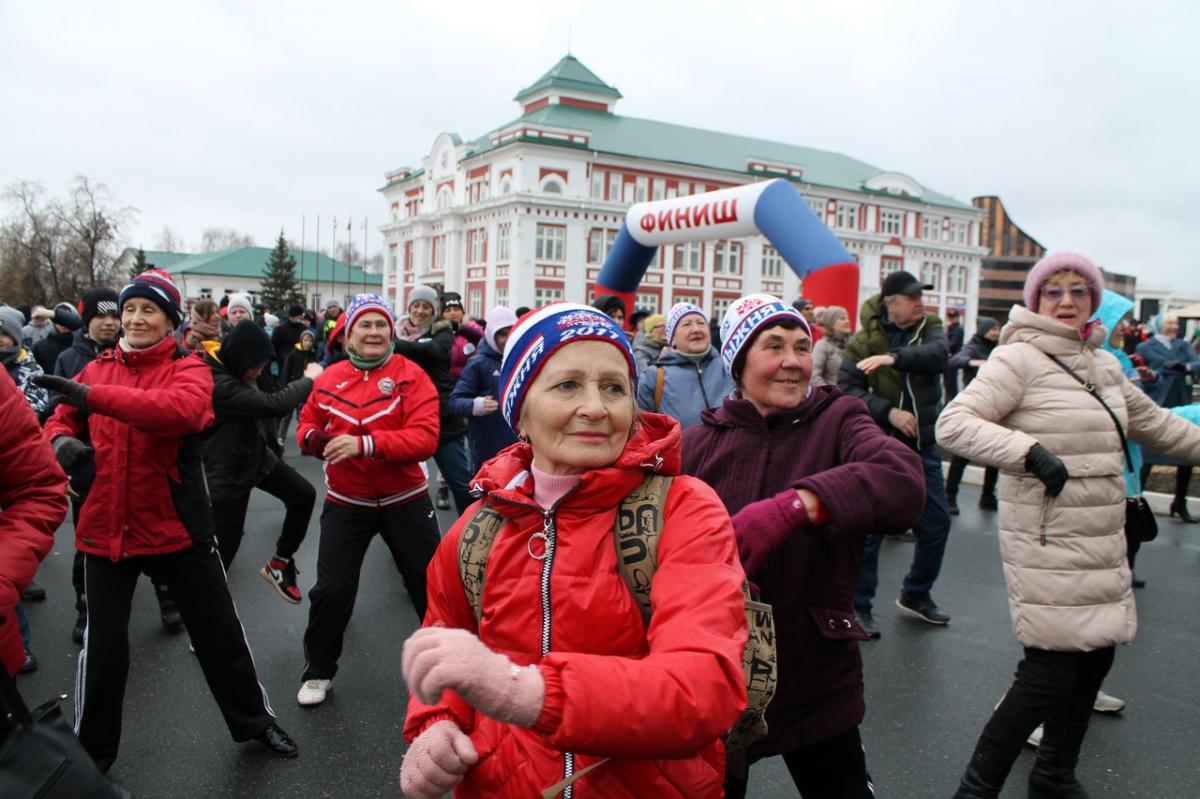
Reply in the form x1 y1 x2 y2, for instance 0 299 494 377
530 463 582 510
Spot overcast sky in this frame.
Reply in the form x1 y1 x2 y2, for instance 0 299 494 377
3 1 1196 289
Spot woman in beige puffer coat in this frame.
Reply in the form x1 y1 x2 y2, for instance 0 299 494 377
936 252 1200 799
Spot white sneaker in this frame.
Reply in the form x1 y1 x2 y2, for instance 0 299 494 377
1026 723 1043 748
297 679 331 706
1093 689 1125 714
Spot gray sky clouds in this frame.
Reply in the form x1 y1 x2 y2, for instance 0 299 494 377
3 1 1196 288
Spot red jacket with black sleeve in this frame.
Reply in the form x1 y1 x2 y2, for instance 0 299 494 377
0 375 67 674
43 337 216 560
297 353 440 507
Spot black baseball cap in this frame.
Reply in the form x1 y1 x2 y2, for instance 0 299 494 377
881 271 933 297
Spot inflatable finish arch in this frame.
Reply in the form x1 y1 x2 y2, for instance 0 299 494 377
595 178 860 328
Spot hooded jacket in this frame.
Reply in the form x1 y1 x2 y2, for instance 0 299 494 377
404 413 747 798
447 338 516 467
631 330 666 372
838 293 948 449
393 321 468 444
449 320 484 382
0 375 66 674
201 325 314 499
682 387 923 754
935 305 1200 651
32 327 73 374
296 352 440 507
1135 319 1200 408
54 328 111 380
1091 291 1143 492
2 348 49 418
635 346 733 430
947 317 999 386
43 337 217 559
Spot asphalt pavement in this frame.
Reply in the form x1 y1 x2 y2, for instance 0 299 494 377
14 445 1200 798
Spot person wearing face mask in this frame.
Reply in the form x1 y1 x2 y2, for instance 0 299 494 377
682 294 923 798
295 294 441 708
448 305 519 468
944 317 1002 515
809 305 851 387
936 252 1200 798
1135 311 1200 522
393 285 472 515
839 270 952 636
0 306 50 418
400 302 746 799
36 270 298 771
636 303 733 429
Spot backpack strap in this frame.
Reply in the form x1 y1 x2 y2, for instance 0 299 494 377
613 473 673 624
457 503 508 627
653 366 665 412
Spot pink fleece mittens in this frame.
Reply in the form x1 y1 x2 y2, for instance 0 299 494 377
402 627 545 727
399 720 478 799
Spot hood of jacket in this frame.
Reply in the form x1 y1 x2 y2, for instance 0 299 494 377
217 320 274 379
470 411 681 511
484 306 518 353
1092 290 1134 359
655 346 719 368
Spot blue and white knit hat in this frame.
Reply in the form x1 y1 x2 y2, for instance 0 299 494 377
119 269 184 327
665 302 707 346
719 293 811 376
499 302 637 430
344 293 395 338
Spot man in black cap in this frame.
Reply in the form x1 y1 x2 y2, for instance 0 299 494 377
32 302 82 373
838 270 952 637
270 302 308 379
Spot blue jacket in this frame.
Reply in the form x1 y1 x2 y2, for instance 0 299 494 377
636 347 733 430
1092 290 1143 493
1135 334 1200 409
448 339 517 468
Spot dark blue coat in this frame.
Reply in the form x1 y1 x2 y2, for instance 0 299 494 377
448 339 517 470
1135 337 1200 408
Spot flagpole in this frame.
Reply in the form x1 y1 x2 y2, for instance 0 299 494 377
300 214 307 303
315 214 321 310
331 216 338 309
362 218 368 295
345 217 351 305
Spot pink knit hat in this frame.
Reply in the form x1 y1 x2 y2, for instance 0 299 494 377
1023 252 1104 310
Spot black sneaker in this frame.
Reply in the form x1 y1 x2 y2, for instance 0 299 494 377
19 648 37 674
854 606 881 640
22 579 46 601
155 584 184 633
254 723 299 758
436 485 451 510
978 494 998 511
896 594 950 625
947 497 960 516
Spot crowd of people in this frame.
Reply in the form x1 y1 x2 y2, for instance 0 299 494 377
2 251 1199 797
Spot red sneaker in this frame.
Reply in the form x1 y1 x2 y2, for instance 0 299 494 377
260 558 302 604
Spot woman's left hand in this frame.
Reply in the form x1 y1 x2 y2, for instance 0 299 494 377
402 627 545 727
323 434 361 464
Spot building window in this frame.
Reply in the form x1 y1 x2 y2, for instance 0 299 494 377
199 287 212 299
432 234 447 270
469 288 483 319
651 179 664 201
496 223 511 262
534 286 564 307
387 247 398 274
880 209 902 236
467 175 489 204
435 186 453 210
951 220 968 244
761 245 784 279
404 241 413 272
713 241 742 275
673 293 701 307
587 228 619 264
635 176 648 203
836 202 858 230
495 286 508 307
467 228 487 265
606 172 623 202
880 257 902 281
923 215 942 241
921 262 942 292
499 177 512 195
807 197 826 221
636 293 660 313
535 224 565 261
591 170 604 199
542 178 563 194
712 296 734 320
673 242 703 272
948 265 968 294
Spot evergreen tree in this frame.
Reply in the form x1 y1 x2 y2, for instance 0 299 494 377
260 230 302 312
129 247 149 278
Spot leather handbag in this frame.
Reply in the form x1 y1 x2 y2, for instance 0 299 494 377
0 672 133 798
1045 354 1158 543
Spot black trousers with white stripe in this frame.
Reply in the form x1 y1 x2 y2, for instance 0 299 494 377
301 496 440 681
77 542 276 771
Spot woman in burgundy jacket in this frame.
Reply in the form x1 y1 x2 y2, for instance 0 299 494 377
682 294 924 799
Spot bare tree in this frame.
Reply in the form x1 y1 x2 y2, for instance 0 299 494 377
198 227 255 252
335 241 361 266
53 175 136 288
153 224 186 252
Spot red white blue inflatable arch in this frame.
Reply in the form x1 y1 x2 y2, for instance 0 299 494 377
595 178 860 327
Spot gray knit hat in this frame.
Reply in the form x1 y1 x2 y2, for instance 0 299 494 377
407 285 440 314
0 306 26 346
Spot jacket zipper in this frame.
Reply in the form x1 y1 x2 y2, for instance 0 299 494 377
695 363 712 409
903 318 926 450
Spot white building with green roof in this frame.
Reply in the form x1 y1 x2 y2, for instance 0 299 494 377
379 55 986 321
115 247 380 311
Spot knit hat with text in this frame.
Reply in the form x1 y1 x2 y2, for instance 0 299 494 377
119 269 183 327
665 302 707 346
80 288 120 324
499 303 636 430
344 293 395 339
719 293 811 376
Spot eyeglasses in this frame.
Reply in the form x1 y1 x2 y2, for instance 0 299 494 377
1040 285 1090 303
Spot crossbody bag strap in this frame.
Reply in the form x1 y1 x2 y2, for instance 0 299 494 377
1044 353 1135 475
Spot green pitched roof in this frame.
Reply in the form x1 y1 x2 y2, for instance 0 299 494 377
139 250 190 271
159 247 381 285
444 103 971 210
514 55 621 102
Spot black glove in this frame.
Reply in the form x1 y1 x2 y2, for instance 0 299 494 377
1164 360 1188 373
1025 443 1068 498
302 430 333 459
32 374 90 409
52 436 93 471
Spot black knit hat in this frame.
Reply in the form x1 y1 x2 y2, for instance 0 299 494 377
218 320 274 379
53 302 82 330
80 288 120 325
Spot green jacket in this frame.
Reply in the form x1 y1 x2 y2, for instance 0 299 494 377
838 293 949 448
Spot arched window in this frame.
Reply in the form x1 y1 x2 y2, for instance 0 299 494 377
435 187 453 210
499 178 513 195
542 179 563 194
